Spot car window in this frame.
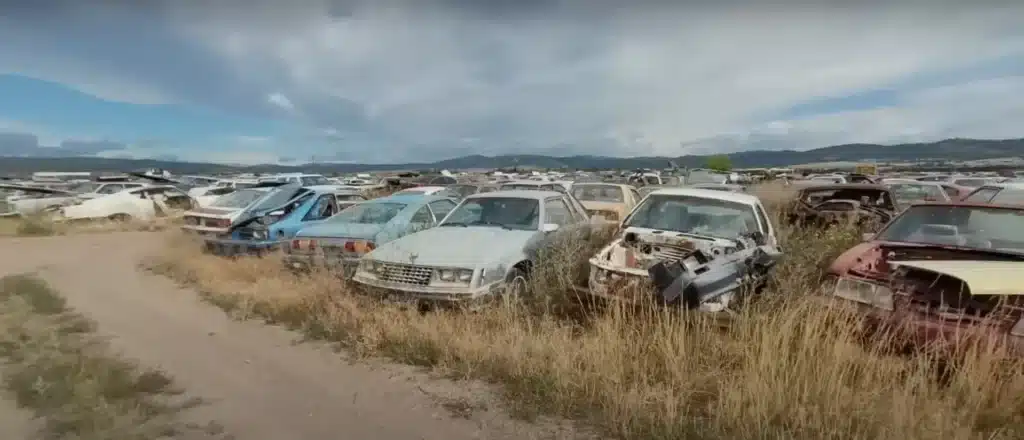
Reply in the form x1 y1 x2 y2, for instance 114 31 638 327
428 200 457 222
940 185 961 199
97 184 123 194
303 194 339 221
543 198 573 226
964 187 1000 203
630 188 642 201
988 188 1024 206
410 206 434 225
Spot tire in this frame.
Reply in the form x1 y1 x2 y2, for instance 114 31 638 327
108 213 132 222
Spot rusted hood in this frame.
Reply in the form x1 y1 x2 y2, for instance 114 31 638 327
891 260 1024 296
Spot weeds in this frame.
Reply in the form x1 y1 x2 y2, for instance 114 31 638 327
146 184 1024 440
0 217 177 237
0 274 211 440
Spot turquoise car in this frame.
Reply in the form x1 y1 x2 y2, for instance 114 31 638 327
203 186 366 256
282 193 458 275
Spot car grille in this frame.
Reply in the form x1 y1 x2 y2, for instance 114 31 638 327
378 263 433 286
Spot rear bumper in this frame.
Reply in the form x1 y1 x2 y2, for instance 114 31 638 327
203 238 280 257
281 253 361 277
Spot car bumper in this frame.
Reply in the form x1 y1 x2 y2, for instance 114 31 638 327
822 296 1024 357
203 238 281 257
281 254 361 277
351 274 504 308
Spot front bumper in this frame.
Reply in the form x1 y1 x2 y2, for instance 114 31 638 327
352 273 504 308
822 295 1024 357
181 224 230 237
203 238 281 257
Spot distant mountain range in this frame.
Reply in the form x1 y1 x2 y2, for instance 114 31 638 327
0 138 1022 175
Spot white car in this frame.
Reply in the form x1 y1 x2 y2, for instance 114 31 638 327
587 188 780 311
353 190 592 307
59 185 196 222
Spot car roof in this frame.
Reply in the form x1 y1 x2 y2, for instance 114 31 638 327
647 187 760 205
799 183 888 191
465 189 570 201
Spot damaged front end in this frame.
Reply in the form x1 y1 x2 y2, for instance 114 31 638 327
587 228 783 311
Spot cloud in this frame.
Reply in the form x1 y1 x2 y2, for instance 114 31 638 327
2 1 1024 163
0 130 128 157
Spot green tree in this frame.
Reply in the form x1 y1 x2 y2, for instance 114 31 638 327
705 155 732 172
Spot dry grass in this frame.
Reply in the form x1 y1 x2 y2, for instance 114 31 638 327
0 216 179 237
0 274 221 440
145 184 1024 440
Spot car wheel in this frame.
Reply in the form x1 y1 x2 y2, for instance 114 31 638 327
108 213 132 222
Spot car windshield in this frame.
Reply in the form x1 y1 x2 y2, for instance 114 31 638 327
210 188 270 209
888 183 948 204
326 202 405 224
875 205 1024 254
69 182 102 193
440 197 540 230
955 178 989 187
624 194 759 240
249 186 307 212
572 185 624 203
300 175 331 186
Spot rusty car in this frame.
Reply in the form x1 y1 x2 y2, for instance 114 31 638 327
825 202 1024 355
570 182 643 223
784 183 898 230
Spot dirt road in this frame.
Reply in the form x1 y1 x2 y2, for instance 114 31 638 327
0 232 581 440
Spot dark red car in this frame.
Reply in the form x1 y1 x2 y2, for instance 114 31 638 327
825 202 1024 355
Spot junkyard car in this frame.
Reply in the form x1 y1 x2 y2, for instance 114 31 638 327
588 188 782 311
181 183 302 237
436 184 499 200
282 193 458 275
202 188 367 256
393 186 448 196
690 183 747 193
570 182 643 222
882 179 951 205
1 184 79 216
58 185 196 222
785 183 898 230
825 202 1024 355
351 190 591 307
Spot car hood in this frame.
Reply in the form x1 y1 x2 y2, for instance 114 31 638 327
370 226 537 268
294 222 385 240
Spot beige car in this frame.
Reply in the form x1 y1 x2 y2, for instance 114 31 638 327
570 183 642 222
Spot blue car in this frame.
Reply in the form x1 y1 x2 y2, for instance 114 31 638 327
282 193 458 275
203 186 367 256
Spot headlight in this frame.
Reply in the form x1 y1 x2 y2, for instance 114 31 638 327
438 269 456 281
457 269 473 282
252 229 268 240
833 277 894 311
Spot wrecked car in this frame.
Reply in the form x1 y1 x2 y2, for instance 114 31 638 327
283 193 457 276
570 182 643 223
785 183 898 230
351 190 591 308
202 187 367 256
882 179 951 205
181 182 300 237
0 184 78 217
588 188 782 311
58 185 196 222
826 202 1024 355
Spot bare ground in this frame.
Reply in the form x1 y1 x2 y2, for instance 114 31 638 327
0 232 584 440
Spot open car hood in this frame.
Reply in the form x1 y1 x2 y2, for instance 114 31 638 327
891 260 1024 296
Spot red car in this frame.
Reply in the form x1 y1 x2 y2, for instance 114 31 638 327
825 201 1024 355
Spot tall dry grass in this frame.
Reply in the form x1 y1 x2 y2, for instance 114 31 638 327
0 216 178 237
146 183 1024 440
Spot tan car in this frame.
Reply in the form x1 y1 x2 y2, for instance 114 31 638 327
570 183 642 222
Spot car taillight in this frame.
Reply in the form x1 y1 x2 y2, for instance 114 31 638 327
344 241 355 252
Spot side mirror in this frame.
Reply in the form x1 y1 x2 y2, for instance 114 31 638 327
861 232 874 241
542 223 560 233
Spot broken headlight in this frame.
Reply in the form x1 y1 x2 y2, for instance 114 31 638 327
833 277 894 311
251 229 268 240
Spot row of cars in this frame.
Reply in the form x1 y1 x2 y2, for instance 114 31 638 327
186 181 784 311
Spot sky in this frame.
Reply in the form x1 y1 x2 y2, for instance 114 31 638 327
1 1 1024 165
